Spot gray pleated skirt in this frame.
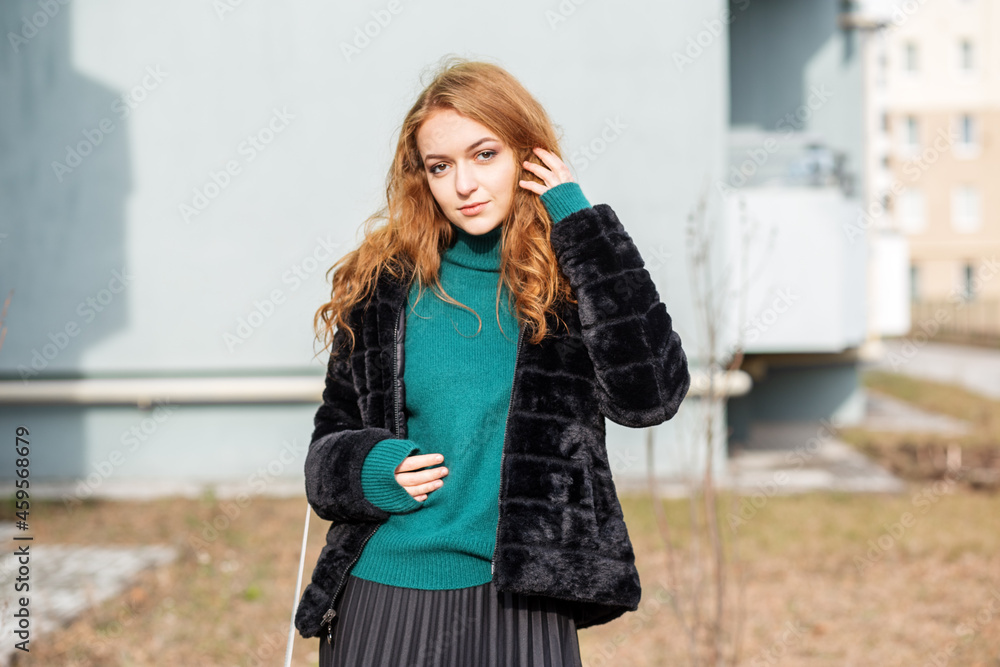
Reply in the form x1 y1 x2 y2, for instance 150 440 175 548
318 574 583 666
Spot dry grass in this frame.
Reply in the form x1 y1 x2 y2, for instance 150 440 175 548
7 485 999 666
12 371 1000 666
616 489 1000 666
839 370 1000 483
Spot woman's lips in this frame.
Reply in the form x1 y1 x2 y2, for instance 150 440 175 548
459 202 488 216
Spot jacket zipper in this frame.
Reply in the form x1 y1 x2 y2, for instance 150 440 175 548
321 299 406 644
491 322 523 576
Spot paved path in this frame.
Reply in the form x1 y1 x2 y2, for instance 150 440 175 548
0 479 303 665
618 418 906 497
723 417 906 495
0 529 176 667
872 339 1000 400
861 388 971 435
624 384 974 499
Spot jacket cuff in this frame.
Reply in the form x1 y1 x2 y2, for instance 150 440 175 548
304 427 397 523
541 182 591 224
361 438 424 513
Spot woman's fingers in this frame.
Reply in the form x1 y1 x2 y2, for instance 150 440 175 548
521 157 559 190
397 453 443 472
519 146 575 196
399 466 447 486
403 475 444 501
532 146 573 182
520 158 549 181
395 453 448 499
518 178 546 196
409 477 444 498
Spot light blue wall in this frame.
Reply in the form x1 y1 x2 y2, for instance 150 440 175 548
1 0 730 486
729 0 864 192
11 404 314 492
725 0 869 445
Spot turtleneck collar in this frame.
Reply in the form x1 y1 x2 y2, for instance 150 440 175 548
441 222 503 272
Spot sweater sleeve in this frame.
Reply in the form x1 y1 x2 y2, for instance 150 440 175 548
361 438 425 513
541 181 592 224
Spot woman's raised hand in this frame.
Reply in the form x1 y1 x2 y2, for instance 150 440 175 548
518 146 575 196
395 453 448 502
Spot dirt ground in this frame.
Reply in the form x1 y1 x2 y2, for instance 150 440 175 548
9 484 999 667
13 370 1000 666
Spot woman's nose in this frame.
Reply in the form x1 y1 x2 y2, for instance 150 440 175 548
454 163 477 196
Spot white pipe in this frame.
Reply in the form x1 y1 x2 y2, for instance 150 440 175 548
686 369 753 398
0 376 324 406
0 369 749 406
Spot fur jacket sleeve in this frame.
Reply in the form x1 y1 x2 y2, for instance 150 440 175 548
549 203 690 427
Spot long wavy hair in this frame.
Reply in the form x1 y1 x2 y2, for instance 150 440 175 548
312 55 578 361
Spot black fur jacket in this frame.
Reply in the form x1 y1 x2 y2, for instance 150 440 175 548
295 203 691 643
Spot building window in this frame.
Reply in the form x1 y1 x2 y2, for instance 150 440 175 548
904 42 919 73
959 114 976 145
910 264 920 302
955 114 979 158
959 39 975 72
962 262 976 301
951 185 981 232
897 188 927 234
901 115 920 154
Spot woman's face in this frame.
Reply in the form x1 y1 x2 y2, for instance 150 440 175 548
416 108 518 236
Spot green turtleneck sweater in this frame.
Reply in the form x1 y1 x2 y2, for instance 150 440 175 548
351 181 591 589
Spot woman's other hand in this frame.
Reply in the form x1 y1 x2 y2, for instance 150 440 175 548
395 453 448 501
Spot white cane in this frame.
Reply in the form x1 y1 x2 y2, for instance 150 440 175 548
284 502 312 667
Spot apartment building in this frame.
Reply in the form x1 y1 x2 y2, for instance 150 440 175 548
879 0 1000 336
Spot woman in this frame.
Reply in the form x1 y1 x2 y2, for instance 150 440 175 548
296 56 691 665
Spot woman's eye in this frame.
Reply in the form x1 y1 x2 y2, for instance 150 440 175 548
427 151 495 174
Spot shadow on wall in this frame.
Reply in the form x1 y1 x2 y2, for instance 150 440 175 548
0 0 131 476
729 0 847 127
727 362 864 450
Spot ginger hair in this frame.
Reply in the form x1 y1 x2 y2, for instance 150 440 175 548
313 55 578 361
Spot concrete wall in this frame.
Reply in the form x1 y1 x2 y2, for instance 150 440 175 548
725 186 868 353
725 0 870 447
730 0 865 194
0 0 730 489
